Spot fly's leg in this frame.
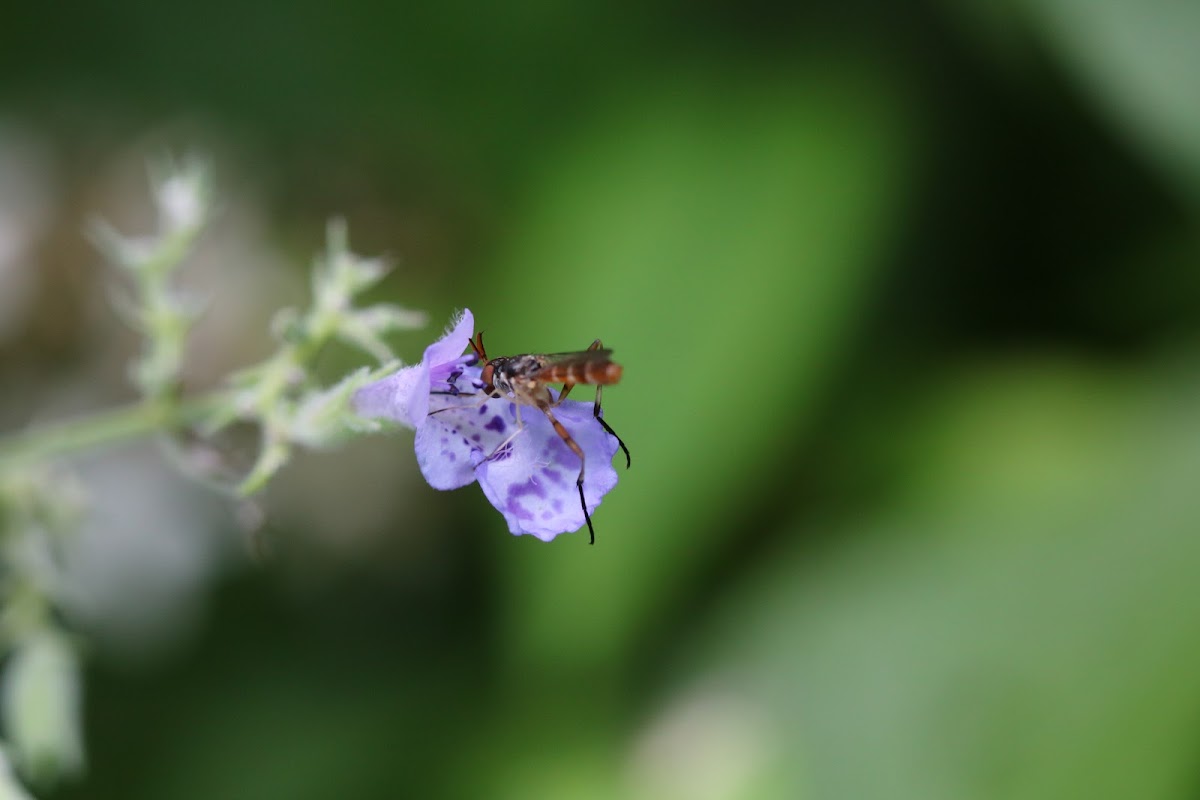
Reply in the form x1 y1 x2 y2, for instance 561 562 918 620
483 403 525 462
428 392 487 416
585 339 630 468
552 339 631 469
593 383 631 469
430 393 525 462
541 406 596 545
554 338 604 405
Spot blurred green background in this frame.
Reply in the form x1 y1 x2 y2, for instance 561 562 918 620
2 1 1200 798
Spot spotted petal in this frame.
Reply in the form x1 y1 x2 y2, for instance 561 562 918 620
474 399 620 541
351 362 428 428
414 370 511 490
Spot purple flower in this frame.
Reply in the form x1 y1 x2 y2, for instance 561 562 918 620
352 309 477 430
353 309 622 541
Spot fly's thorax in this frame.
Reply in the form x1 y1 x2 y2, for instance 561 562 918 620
490 355 551 406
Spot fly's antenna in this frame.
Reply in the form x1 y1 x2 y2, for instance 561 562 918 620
468 331 488 363
470 331 497 395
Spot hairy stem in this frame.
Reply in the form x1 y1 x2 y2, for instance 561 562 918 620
0 395 222 469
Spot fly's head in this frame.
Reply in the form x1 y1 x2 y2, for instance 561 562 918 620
486 357 516 398
468 332 545 402
479 360 498 397
469 332 499 396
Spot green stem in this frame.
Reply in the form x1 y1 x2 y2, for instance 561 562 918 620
0 394 222 469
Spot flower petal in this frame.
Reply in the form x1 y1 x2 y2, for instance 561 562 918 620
414 421 481 490
413 411 484 490
423 309 474 377
475 399 620 541
351 361 429 429
353 308 475 428
414 367 507 489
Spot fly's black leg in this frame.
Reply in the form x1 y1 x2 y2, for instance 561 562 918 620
555 339 605 405
556 338 630 470
593 384 631 469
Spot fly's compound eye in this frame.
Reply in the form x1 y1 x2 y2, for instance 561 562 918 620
480 362 495 392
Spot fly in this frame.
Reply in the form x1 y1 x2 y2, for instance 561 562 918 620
468 332 630 545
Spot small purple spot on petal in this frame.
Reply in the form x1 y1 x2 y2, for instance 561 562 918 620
503 478 548 522
541 468 562 485
551 499 563 513
506 498 534 521
445 452 456 462
479 405 489 416
485 416 506 433
440 437 448 445
471 434 481 443
541 510 552 520
546 436 581 467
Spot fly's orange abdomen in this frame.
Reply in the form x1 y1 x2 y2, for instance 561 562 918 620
545 360 623 386
594 362 623 384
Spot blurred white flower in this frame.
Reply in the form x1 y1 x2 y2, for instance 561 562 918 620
153 164 207 235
